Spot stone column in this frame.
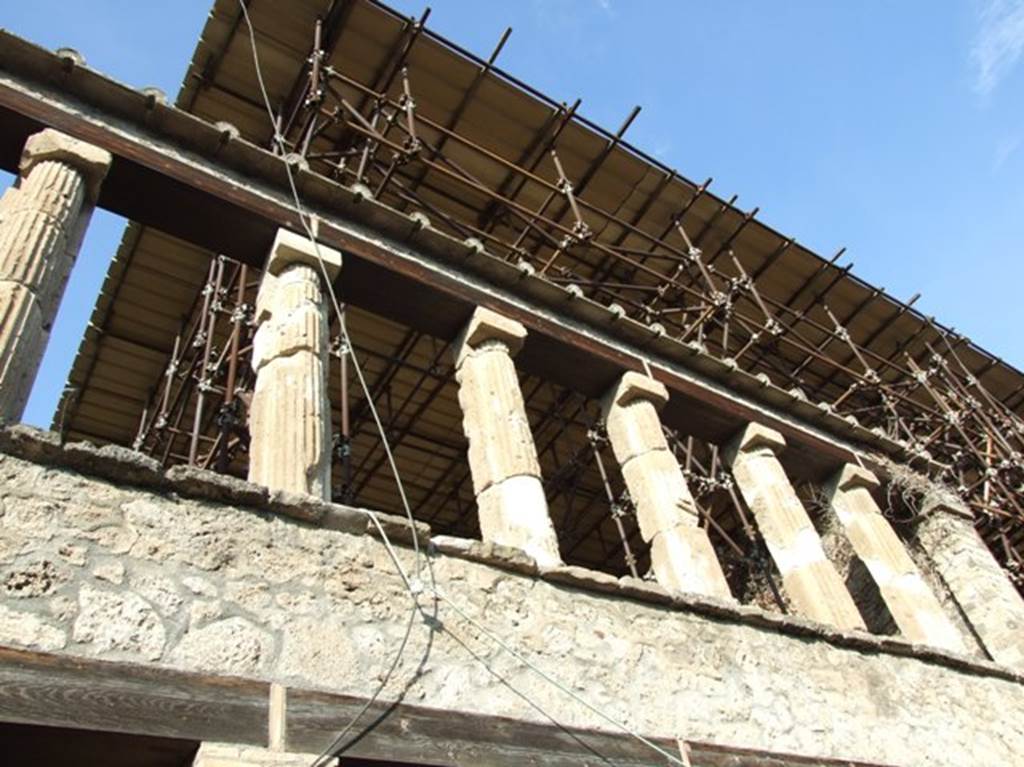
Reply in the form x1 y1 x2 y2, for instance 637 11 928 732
0 129 111 421
453 307 561 568
600 372 732 598
916 500 1024 667
725 423 865 630
825 465 966 651
248 229 341 500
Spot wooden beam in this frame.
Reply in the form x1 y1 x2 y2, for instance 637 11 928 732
0 646 891 767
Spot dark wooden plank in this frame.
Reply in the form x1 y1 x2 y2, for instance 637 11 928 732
286 686 678 767
0 646 268 746
0 647 891 767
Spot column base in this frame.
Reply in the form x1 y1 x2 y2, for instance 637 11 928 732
476 475 561 568
193 742 336 766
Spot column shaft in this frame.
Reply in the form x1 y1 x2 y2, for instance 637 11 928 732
601 372 732 598
916 503 1024 667
454 307 560 567
826 465 966 651
726 423 865 630
0 129 110 421
248 229 341 500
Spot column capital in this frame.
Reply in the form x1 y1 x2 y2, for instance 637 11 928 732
266 228 342 280
20 128 111 203
920 492 975 521
726 421 786 461
454 306 527 365
834 463 880 492
602 371 668 415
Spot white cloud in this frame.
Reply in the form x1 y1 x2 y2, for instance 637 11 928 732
994 134 1021 169
971 0 1024 95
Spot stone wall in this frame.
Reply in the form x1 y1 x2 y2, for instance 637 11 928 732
1 433 1023 766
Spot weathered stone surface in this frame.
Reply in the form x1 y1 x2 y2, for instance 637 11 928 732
620 449 700 536
0 424 62 463
917 506 1024 668
320 504 369 535
430 534 540 576
263 226 342 279
92 560 125 585
192 742 336 767
726 423 865 631
476 476 561 568
455 345 542 493
601 373 671 465
2 448 1024 766
0 602 66 651
2 558 65 598
602 372 731 600
19 128 112 202
649 524 733 598
825 464 966 652
366 510 430 547
62 441 164 488
166 464 268 508
73 583 165 660
170 616 274 675
453 307 560 567
452 305 527 369
0 282 44 420
248 247 333 500
0 130 110 421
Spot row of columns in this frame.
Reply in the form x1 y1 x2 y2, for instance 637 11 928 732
447 306 1021 664
0 128 1021 669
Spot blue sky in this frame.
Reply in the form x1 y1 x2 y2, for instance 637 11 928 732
3 0 1024 428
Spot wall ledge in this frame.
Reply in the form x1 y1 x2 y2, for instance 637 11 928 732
0 422 1019 686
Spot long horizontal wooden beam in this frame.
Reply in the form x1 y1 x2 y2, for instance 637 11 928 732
0 645 889 766
0 30 916 483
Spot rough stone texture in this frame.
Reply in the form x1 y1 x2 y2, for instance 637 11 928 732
453 307 560 568
1 449 1023 766
0 282 44 420
248 230 338 500
0 129 110 421
602 372 731 599
726 423 866 631
455 342 542 492
824 465 966 653
475 475 560 568
916 505 1024 668
192 743 336 766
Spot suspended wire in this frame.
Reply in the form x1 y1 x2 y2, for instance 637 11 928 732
236 0 421 577
236 5 689 766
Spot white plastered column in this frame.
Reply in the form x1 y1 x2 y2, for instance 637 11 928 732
916 499 1024 667
826 465 966 651
0 128 111 421
453 307 561 568
248 229 341 500
725 423 865 630
601 372 732 598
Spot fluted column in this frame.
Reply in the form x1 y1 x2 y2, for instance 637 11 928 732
826 465 966 651
0 129 111 421
601 372 732 598
453 307 561 567
725 423 865 630
248 229 341 500
916 499 1024 667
